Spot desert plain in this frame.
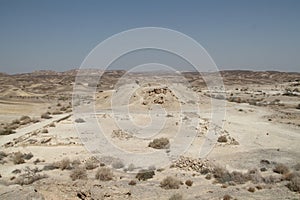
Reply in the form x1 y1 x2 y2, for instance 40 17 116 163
0 70 299 200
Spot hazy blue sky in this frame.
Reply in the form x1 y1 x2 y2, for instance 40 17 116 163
0 0 299 73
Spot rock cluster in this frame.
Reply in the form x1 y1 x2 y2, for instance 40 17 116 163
172 156 214 174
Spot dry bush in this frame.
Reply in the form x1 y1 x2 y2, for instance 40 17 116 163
223 194 232 200
248 187 255 193
55 158 72 170
185 179 193 186
41 128 48 133
160 176 181 189
136 169 155 181
148 137 170 149
273 163 289 174
70 167 87 181
0 151 8 160
112 160 124 169
49 122 55 127
85 158 98 170
12 119 20 124
23 152 33 160
217 135 227 143
169 193 183 200
20 116 31 125
52 110 63 115
75 118 85 123
286 174 300 193
95 167 113 181
12 152 25 164
0 128 15 135
293 163 300 171
212 166 251 184
127 163 135 172
15 167 47 185
41 113 52 119
128 180 136 185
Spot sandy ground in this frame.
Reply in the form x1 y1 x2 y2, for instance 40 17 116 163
0 70 299 199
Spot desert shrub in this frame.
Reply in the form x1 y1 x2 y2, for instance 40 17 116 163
52 110 63 115
12 152 25 164
23 152 33 160
12 119 20 124
12 169 21 174
185 179 193 186
160 176 180 189
32 118 40 123
75 118 85 123
95 167 113 181
49 122 55 127
169 193 183 200
136 169 155 181
286 175 300 192
20 116 31 125
212 167 250 184
85 158 98 170
217 135 227 143
148 137 170 149
0 128 15 135
247 169 263 183
72 159 81 167
248 187 255 192
0 151 8 160
41 128 48 133
128 180 136 185
127 163 135 172
41 113 52 119
70 167 87 181
273 163 289 174
112 160 124 169
223 194 232 200
56 158 72 170
15 167 47 185
293 163 300 171
43 164 59 171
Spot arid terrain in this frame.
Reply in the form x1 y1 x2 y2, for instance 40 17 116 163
0 70 299 200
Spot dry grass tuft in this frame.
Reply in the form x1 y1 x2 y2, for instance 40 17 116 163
185 179 193 186
148 137 170 149
169 193 183 200
273 163 289 174
128 180 136 185
70 167 87 181
160 176 180 189
136 170 155 181
12 152 25 164
217 135 227 143
85 158 98 170
223 194 232 200
95 167 113 181
15 167 47 185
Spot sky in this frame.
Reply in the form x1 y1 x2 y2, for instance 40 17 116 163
0 0 299 74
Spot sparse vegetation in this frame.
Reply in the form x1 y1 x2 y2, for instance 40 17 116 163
75 118 85 123
15 167 47 185
95 167 113 181
55 158 72 170
112 159 124 169
185 179 193 186
128 180 136 185
169 193 183 200
136 169 155 181
41 113 52 119
273 163 290 174
85 158 98 170
70 167 87 181
217 135 228 143
12 151 25 164
160 176 181 189
148 137 170 149
286 174 300 192
223 194 232 200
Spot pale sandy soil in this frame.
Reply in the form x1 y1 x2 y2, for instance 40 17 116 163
0 71 299 199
